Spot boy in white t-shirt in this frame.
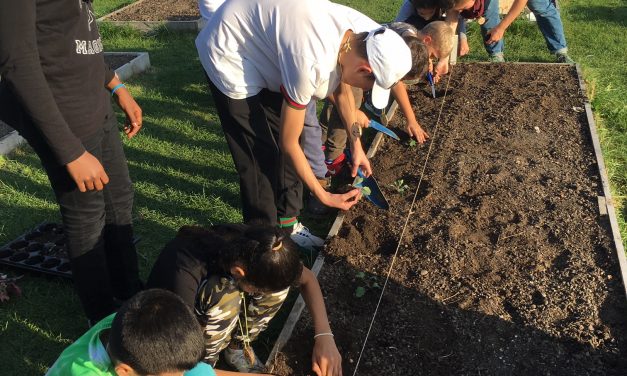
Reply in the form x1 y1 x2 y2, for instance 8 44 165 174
196 0 412 237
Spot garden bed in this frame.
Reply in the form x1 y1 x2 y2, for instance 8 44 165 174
104 52 151 81
100 0 202 31
268 63 627 375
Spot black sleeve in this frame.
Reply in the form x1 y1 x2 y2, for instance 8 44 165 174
0 0 85 165
104 65 115 86
146 238 204 309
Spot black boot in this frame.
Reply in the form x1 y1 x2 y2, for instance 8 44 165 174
103 224 143 301
70 244 117 322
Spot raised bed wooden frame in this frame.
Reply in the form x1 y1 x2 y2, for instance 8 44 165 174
97 0 204 32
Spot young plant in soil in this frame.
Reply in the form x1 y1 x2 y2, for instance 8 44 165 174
352 177 371 197
388 179 409 195
353 271 381 298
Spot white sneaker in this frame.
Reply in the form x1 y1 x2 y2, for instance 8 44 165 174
290 222 325 250
223 347 266 373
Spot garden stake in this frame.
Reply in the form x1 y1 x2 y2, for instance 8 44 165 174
351 66 455 376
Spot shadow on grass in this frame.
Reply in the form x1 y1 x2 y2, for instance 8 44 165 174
565 5 627 26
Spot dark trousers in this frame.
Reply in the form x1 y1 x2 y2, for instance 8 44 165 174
12 106 142 322
208 81 303 224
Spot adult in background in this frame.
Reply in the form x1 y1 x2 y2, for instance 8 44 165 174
196 0 412 236
0 0 143 324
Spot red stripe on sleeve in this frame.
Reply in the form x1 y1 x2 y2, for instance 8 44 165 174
280 85 307 110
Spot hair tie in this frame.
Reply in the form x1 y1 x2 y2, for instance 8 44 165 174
272 241 283 251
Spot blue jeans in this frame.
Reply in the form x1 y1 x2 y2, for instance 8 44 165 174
301 100 327 180
527 0 568 53
482 0 504 55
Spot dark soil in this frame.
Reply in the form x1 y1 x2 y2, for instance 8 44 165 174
107 0 200 21
104 54 137 70
269 64 627 375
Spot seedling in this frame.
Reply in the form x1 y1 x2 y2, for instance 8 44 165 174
353 177 372 196
389 179 409 195
409 139 417 148
353 271 381 298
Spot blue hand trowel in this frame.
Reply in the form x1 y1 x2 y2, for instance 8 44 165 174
354 169 390 210
368 119 400 141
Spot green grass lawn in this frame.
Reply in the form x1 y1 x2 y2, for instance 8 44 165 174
0 0 625 373
93 0 137 18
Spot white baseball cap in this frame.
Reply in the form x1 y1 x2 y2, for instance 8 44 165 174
366 27 412 109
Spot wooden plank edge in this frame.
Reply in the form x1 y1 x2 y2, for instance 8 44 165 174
575 64 627 300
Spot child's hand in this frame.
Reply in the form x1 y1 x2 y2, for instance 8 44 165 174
321 189 361 211
458 37 470 57
407 120 430 144
312 335 342 376
485 25 505 45
355 109 369 128
434 60 449 83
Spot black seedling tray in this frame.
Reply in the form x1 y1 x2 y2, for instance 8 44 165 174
0 222 141 279
0 222 72 278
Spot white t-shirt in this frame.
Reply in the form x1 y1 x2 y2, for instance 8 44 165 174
198 0 225 22
196 0 379 108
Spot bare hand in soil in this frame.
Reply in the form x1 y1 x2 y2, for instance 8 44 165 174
458 37 470 57
312 335 342 376
434 59 449 83
66 151 109 192
406 119 430 143
115 88 143 139
485 25 505 45
322 189 361 210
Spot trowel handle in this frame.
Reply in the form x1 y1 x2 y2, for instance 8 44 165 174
426 71 434 86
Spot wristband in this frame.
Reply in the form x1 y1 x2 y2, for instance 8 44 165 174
110 83 126 97
313 332 334 340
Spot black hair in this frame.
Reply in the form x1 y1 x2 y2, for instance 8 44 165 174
403 37 430 80
178 223 303 293
108 289 204 374
438 0 467 10
411 0 440 9
352 31 369 59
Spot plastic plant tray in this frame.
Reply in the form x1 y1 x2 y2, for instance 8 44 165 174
0 223 141 279
0 222 72 278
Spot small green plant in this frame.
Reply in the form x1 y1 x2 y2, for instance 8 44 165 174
353 271 381 298
353 177 372 196
388 179 409 195
409 139 417 148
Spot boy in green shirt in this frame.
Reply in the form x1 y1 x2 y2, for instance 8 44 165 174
45 289 215 376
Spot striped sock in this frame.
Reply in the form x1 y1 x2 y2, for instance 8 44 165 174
278 217 298 228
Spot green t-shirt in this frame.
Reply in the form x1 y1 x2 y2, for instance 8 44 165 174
45 313 216 376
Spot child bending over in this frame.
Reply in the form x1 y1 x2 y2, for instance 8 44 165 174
147 224 342 376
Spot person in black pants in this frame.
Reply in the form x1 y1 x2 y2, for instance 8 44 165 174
0 0 143 323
